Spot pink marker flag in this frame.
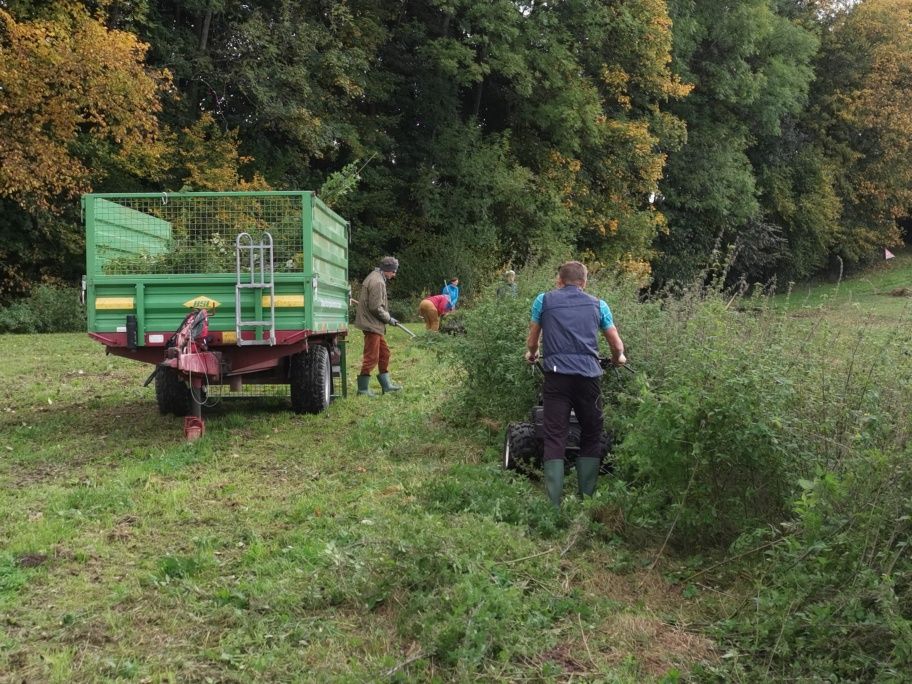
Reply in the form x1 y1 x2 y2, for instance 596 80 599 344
885 248 896 260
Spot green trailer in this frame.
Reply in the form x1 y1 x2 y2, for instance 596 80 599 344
83 191 350 433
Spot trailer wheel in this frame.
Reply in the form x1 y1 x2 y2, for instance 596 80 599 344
155 367 191 416
290 345 332 414
503 422 541 474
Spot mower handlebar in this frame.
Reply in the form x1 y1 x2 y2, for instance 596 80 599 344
530 356 633 374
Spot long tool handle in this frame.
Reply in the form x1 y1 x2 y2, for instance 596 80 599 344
394 322 417 338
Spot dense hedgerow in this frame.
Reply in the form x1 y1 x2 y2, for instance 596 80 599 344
445 259 912 544
0 284 85 333
442 259 812 545
612 286 816 548
615 276 912 550
444 258 912 677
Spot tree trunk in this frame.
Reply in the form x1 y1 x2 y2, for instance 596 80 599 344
191 6 214 110
472 45 487 120
199 7 213 52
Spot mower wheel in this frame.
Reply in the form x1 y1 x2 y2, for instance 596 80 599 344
599 430 615 475
155 367 192 416
503 422 541 474
290 345 332 414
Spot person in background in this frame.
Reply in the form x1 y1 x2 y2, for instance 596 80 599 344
524 260 626 507
353 256 403 396
417 293 453 331
497 269 517 298
442 276 460 309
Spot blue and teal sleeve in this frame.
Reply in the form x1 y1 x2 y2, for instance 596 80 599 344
599 300 614 330
530 293 545 323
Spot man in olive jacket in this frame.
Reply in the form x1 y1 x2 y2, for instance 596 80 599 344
354 256 402 396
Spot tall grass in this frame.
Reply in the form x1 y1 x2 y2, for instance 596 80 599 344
447 258 912 678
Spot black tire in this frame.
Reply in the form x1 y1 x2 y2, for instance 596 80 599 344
290 345 332 414
503 422 542 474
155 367 192 416
599 430 615 475
565 430 614 472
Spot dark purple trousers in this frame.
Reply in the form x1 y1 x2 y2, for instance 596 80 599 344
542 372 604 462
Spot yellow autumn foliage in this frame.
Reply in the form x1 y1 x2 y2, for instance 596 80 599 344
0 6 168 208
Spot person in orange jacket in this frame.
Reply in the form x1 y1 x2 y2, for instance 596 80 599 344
417 293 453 331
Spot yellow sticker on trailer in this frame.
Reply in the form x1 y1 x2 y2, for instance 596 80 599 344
95 297 135 310
184 295 221 309
263 295 305 308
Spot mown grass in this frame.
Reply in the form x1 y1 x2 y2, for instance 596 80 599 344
0 332 711 682
778 247 912 328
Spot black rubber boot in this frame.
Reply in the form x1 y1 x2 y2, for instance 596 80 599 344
357 374 377 396
543 459 565 508
376 372 402 393
576 457 600 497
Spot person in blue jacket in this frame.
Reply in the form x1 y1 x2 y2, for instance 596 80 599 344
441 277 460 309
524 260 626 507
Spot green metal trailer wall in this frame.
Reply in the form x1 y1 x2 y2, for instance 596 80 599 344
84 191 349 343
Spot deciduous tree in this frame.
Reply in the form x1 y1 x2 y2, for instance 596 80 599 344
0 4 168 298
0 6 166 209
655 0 818 284
813 0 912 263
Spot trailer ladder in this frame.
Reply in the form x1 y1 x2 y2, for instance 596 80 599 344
235 231 276 346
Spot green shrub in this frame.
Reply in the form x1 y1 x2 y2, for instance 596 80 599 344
0 284 85 333
610 273 912 550
439 258 640 422
709 449 912 681
436 271 540 422
386 295 422 323
615 294 812 547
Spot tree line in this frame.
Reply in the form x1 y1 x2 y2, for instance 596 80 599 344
1 0 910 301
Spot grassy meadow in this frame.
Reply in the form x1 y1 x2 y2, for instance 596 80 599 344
780 249 912 327
4 251 912 681
0 330 711 682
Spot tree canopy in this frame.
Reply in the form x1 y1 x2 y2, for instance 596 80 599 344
1 0 910 300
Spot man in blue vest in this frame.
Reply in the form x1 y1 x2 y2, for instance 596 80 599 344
524 261 626 507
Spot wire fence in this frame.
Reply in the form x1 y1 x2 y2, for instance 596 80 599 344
90 194 306 276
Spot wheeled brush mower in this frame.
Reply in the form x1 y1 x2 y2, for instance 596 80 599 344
502 357 629 477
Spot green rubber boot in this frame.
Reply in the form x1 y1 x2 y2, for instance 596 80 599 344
357 374 377 396
576 457 601 497
543 459 565 508
376 372 402 394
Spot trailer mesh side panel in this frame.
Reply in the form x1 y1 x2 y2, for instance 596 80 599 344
92 195 305 276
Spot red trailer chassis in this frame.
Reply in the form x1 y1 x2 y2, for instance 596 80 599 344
90 309 347 439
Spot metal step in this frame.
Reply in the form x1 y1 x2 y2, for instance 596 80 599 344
235 231 276 347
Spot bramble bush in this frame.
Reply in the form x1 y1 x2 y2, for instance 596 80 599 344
0 284 85 333
708 449 912 681
438 258 643 423
442 257 811 544
434 262 552 423
616 278 912 676
613 286 815 547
